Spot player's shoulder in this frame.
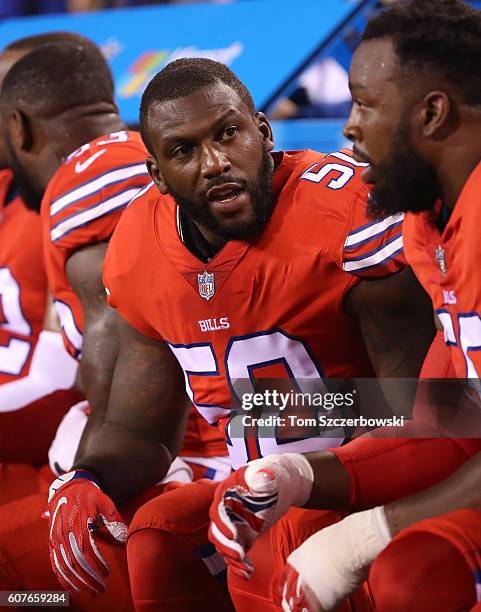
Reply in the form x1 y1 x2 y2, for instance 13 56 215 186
289 148 369 198
44 130 148 213
279 148 405 277
286 148 370 226
274 148 370 253
42 130 150 247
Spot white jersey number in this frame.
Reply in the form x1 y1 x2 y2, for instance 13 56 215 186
437 309 481 397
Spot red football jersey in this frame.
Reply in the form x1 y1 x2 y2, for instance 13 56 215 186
404 159 481 385
41 130 225 458
0 170 46 381
104 149 406 468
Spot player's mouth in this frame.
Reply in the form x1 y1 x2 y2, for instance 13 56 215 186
207 183 249 214
352 147 375 184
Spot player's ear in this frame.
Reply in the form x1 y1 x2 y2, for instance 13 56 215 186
8 109 34 152
146 155 169 195
255 112 274 152
420 91 452 138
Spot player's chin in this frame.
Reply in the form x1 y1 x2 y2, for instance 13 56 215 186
210 201 254 228
217 214 261 241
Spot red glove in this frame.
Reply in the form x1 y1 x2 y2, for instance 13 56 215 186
208 454 313 579
48 470 127 596
281 565 318 612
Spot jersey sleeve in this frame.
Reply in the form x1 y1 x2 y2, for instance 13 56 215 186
291 149 406 279
341 192 406 278
47 142 150 258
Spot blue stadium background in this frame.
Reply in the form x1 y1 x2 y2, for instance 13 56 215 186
1 0 480 152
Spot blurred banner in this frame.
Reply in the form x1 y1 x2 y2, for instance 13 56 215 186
0 0 359 124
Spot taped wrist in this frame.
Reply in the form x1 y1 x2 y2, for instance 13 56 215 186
48 469 100 503
288 506 391 610
244 453 314 513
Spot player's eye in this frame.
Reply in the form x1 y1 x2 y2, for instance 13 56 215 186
172 144 193 158
221 126 238 140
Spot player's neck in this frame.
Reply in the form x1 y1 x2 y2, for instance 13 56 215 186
179 210 226 262
58 113 126 160
436 116 481 209
438 149 481 210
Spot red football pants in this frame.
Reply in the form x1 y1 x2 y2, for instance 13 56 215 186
369 508 481 611
127 479 233 612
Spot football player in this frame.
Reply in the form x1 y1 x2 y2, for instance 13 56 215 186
85 58 432 610
0 33 105 501
261 1 481 610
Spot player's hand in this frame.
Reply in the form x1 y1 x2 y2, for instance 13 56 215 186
281 564 322 612
48 470 127 596
208 453 313 578
280 507 391 611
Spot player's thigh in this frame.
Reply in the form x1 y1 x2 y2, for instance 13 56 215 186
128 479 219 545
370 509 481 612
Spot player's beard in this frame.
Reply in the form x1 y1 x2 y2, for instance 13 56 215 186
167 144 275 242
367 119 441 219
4 134 43 212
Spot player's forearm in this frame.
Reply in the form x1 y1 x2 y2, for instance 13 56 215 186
325 437 477 512
74 312 119 459
73 420 174 502
302 451 351 510
384 450 481 537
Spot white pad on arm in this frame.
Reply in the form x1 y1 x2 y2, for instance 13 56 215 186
287 506 392 611
0 330 78 412
157 457 194 484
49 400 89 476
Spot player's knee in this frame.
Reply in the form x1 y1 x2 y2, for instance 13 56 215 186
370 531 475 612
127 527 228 608
127 528 171 586
128 480 216 539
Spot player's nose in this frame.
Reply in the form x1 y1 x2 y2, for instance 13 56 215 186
343 107 362 144
200 143 231 180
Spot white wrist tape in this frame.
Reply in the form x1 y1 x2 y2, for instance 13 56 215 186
245 453 314 515
0 330 78 412
288 506 391 611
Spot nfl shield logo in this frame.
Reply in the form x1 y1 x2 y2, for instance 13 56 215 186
198 270 215 301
